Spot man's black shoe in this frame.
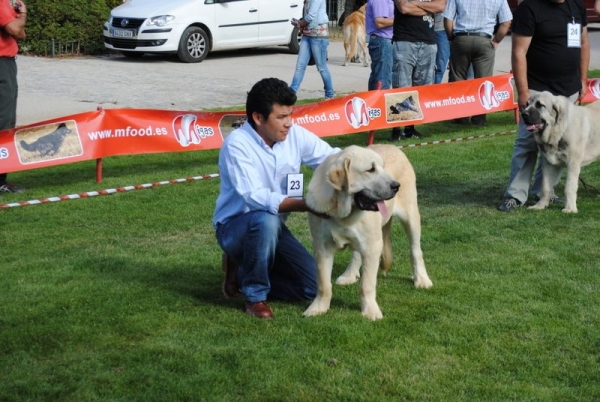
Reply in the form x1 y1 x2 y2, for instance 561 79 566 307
498 198 521 212
534 196 564 205
471 116 487 126
453 117 470 125
389 127 402 142
403 127 423 139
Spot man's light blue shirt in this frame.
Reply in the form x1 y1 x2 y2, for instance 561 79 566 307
213 120 339 228
442 0 513 37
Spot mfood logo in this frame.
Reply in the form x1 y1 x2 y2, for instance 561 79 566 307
478 81 509 111
172 114 214 147
345 97 369 129
589 79 600 99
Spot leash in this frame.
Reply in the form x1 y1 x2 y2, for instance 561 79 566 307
579 177 600 196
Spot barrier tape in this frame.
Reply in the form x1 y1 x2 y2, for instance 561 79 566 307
396 129 517 149
0 129 517 209
0 174 220 209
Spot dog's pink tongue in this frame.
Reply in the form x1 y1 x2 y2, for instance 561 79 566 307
376 200 389 218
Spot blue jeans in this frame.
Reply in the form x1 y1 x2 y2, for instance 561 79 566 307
290 36 334 99
215 211 317 303
392 41 436 89
368 35 393 90
434 30 450 84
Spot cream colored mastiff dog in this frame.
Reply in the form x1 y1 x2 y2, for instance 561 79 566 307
523 91 600 213
303 144 432 320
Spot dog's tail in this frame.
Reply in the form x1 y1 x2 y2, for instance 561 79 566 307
380 220 394 274
19 140 36 152
344 25 359 63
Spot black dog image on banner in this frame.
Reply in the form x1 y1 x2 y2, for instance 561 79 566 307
20 123 72 157
390 96 419 114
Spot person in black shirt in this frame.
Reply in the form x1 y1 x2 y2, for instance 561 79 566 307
390 0 446 141
498 0 589 212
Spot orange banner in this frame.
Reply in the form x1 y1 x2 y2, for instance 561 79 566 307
2 74 598 175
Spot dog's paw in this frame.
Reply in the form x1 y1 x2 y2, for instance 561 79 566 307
414 275 433 289
361 304 383 320
562 206 578 213
335 272 359 285
528 202 548 210
303 299 330 317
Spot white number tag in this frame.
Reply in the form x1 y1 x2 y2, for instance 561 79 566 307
287 173 304 198
567 22 581 48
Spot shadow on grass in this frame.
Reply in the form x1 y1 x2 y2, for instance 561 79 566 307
82 254 422 318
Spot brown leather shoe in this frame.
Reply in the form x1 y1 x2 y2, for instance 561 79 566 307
245 301 273 319
221 253 240 298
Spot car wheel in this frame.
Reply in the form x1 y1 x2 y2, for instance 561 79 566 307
177 26 209 63
121 51 145 58
288 26 301 54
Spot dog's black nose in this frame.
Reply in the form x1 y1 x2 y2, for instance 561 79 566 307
391 181 400 193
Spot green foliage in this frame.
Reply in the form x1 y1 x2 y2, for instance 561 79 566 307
21 0 122 55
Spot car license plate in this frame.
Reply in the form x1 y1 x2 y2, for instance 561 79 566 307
112 29 134 38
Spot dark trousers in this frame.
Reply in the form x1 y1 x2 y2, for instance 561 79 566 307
0 57 18 184
449 36 495 124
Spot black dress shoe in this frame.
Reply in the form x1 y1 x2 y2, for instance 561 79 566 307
403 126 423 139
389 127 401 141
470 115 487 126
453 117 470 125
245 301 273 319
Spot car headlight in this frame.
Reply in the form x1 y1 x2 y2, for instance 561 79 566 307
147 15 175 27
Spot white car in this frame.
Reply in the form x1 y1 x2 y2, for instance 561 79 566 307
103 0 303 63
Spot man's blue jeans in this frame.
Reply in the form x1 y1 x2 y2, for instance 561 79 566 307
215 211 317 303
434 30 450 84
368 35 393 90
392 40 436 89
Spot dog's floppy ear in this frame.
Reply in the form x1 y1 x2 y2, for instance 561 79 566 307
326 156 351 191
552 103 562 126
550 93 567 127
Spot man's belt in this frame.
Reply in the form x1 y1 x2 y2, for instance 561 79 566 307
454 32 492 38
370 34 391 39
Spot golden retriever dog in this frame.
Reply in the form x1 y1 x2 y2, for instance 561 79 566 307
343 4 370 67
523 91 600 213
303 144 432 320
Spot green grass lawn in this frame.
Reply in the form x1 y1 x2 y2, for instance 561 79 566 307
1 90 600 400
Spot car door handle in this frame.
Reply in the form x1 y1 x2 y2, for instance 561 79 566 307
249 8 257 12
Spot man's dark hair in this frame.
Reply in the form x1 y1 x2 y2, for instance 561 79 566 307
246 78 297 128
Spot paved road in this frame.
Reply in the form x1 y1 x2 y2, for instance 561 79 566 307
16 27 600 126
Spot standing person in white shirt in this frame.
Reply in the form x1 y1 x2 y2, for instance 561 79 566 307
443 0 512 126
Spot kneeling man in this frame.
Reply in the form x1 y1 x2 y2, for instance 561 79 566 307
213 77 339 319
